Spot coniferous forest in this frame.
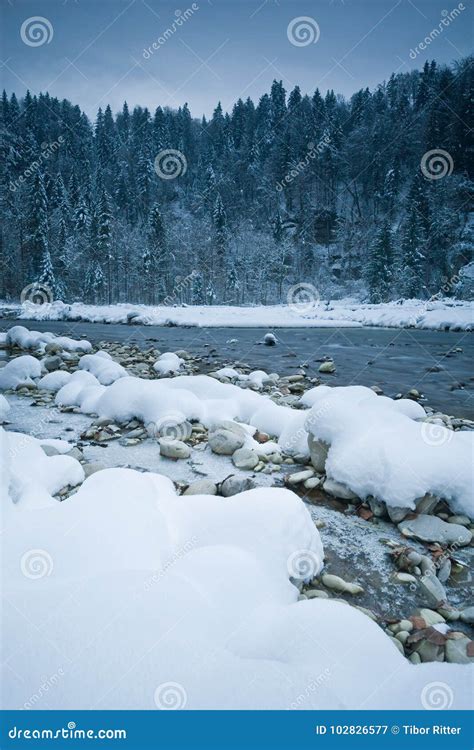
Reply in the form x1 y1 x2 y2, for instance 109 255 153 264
1 57 473 307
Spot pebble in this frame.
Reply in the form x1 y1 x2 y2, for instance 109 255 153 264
208 428 245 455
418 574 447 607
418 609 446 626
447 515 471 526
395 631 410 645
445 636 473 664
319 361 336 374
322 478 358 501
389 636 405 655
321 573 364 595
398 514 472 546
183 479 217 496
304 476 321 490
41 444 61 457
408 652 421 664
83 462 105 478
395 572 416 584
307 436 329 472
305 589 329 599
220 475 256 497
159 439 191 460
460 606 474 624
288 469 314 485
232 447 259 470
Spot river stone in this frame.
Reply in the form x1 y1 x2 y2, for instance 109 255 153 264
387 505 409 523
220 475 256 497
307 435 329 472
418 609 446 626
232 447 259 470
415 493 439 515
159 439 191 459
418 573 447 607
65 446 84 461
323 478 358 501
288 469 314 484
304 476 321 490
45 342 63 354
445 636 473 664
321 573 363 595
398 514 472 546
447 515 471 526
368 497 386 517
83 462 105 478
159 420 192 441
416 640 444 663
460 606 474 624
319 360 336 374
305 589 329 599
208 428 245 455
43 355 63 372
389 636 405 655
183 479 217 496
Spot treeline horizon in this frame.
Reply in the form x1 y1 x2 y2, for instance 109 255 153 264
0 55 473 306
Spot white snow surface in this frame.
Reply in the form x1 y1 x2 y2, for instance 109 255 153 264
1 427 471 710
153 352 184 376
78 352 127 385
0 394 10 422
5 297 473 330
304 385 473 516
5 324 92 352
0 355 42 390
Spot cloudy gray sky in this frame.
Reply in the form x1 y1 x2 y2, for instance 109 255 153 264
2 0 471 119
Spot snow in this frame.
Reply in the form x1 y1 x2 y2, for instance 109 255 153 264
37 370 72 391
153 352 184 376
305 385 473 516
0 355 42 390
4 297 473 331
5 324 92 352
1 427 471 710
78 352 127 385
0 394 10 422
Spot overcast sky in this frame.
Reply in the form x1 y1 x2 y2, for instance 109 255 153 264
2 0 471 119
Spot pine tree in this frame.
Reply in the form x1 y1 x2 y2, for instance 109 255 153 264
38 248 55 296
213 193 227 272
26 170 49 279
367 222 393 303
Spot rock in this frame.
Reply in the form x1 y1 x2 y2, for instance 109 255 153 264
418 609 446 626
304 476 321 490
208 428 245 455
395 630 410 645
83 462 105 478
415 640 444 663
183 479 217 496
415 493 439 515
159 439 191 460
159 420 192 441
418 573 447 607
65 447 84 461
323 478 358 501
44 342 63 354
43 355 62 372
398 514 472 546
387 505 409 523
438 607 460 622
41 444 61 456
437 558 451 583
220 475 256 497
447 515 471 526
445 636 473 664
395 619 414 633
318 360 336 374
263 333 277 346
409 652 421 664
321 573 363 595
460 606 474 624
395 572 416 584
232 447 259 470
368 497 386 517
307 435 329 472
305 589 329 599
288 469 314 485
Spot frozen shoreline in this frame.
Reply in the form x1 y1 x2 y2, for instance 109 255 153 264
1 297 473 331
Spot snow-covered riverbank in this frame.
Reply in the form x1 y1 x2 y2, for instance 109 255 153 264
2 297 473 331
1 326 473 710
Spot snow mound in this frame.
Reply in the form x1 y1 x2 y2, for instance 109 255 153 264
153 352 184 376
0 394 10 422
305 385 473 516
37 370 72 391
0 355 42 390
6 324 92 352
78 352 128 385
5 429 84 509
1 428 470 710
